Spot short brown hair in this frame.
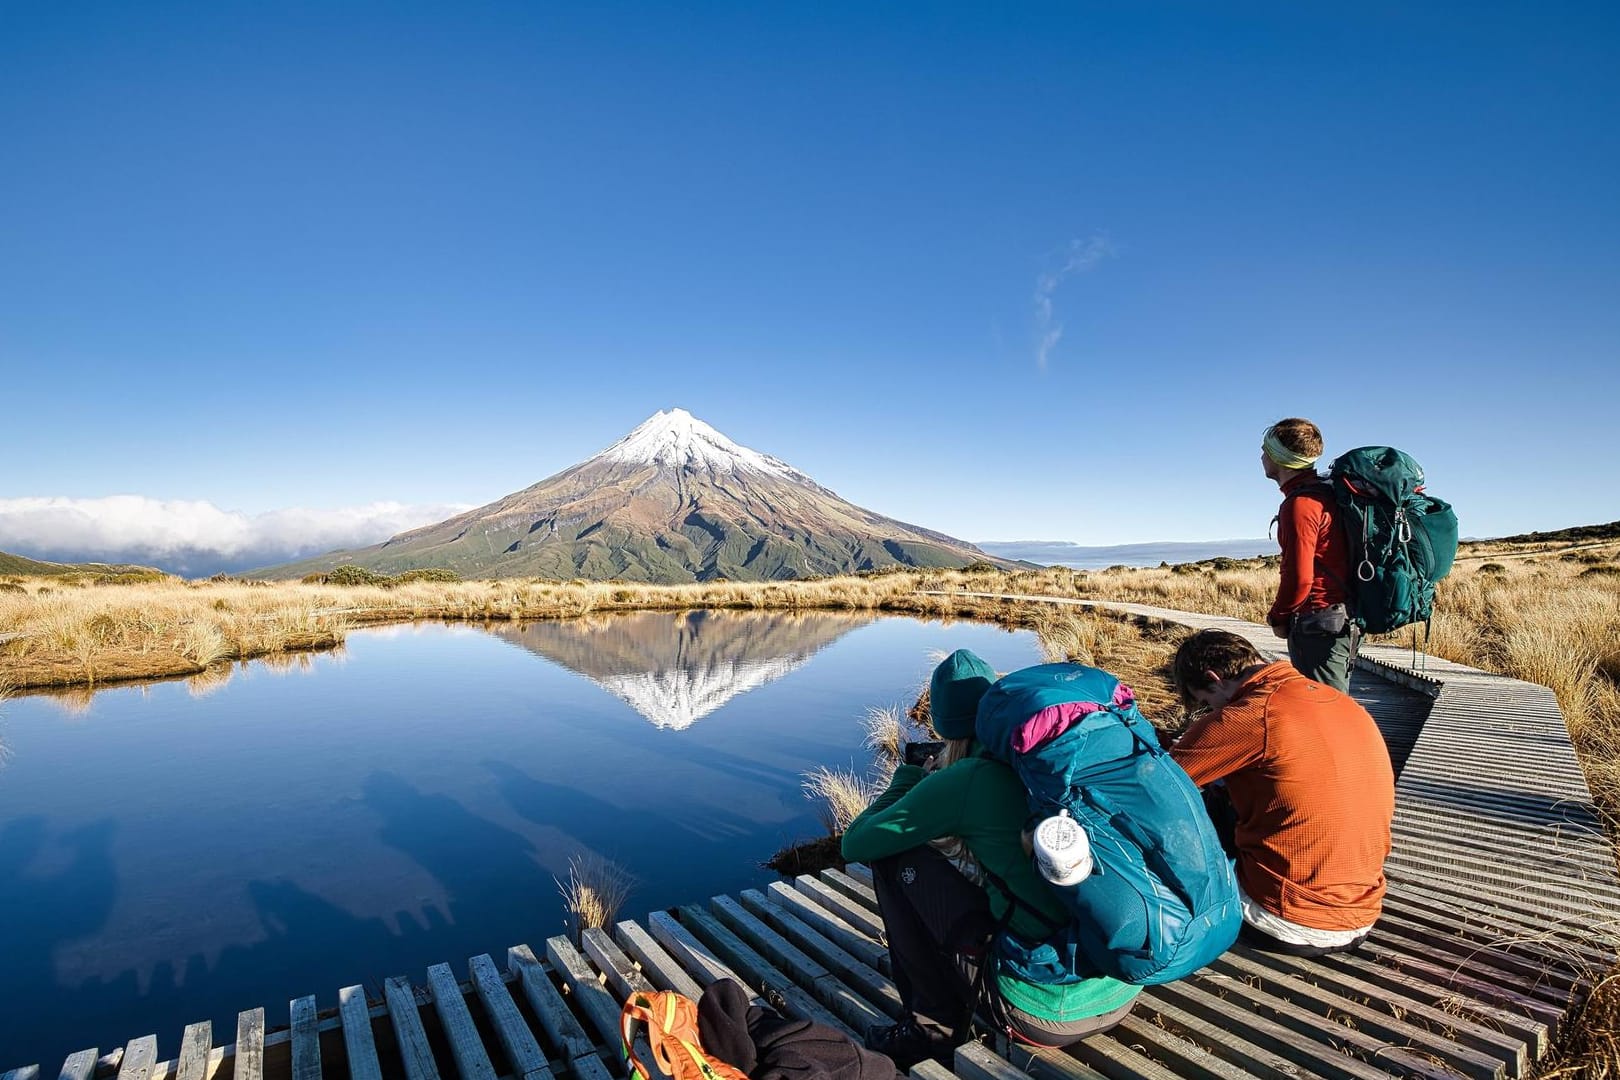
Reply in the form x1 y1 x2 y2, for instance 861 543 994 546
1268 417 1323 458
1173 629 1262 705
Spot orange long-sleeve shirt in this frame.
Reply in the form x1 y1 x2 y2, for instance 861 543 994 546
1267 473 1352 628
1170 662 1394 930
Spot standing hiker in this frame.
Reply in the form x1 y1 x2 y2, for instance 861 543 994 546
1262 417 1358 692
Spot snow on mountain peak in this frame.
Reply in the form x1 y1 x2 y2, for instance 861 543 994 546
593 409 805 480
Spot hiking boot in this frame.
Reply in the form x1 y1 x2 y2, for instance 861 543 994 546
865 1018 954 1070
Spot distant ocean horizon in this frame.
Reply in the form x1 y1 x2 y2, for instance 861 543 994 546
976 538 1277 570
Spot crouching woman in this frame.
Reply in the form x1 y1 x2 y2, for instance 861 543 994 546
840 650 1139 1069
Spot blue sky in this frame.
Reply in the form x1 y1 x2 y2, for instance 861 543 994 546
3 2 1616 569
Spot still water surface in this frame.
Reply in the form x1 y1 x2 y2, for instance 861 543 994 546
0 611 1039 1066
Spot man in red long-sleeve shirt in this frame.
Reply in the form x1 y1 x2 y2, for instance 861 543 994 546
1262 417 1358 692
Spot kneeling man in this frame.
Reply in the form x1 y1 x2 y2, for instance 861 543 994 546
1169 629 1394 955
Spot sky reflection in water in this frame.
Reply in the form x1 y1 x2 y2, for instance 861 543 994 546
0 612 1040 1068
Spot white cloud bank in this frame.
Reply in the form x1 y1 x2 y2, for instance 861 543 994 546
0 496 473 576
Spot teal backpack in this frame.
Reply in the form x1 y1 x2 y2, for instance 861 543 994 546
1328 446 1459 635
975 664 1240 987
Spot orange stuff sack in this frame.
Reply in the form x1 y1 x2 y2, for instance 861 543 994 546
620 990 752 1080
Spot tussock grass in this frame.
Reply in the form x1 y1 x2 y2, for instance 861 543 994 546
802 765 888 834
555 851 634 945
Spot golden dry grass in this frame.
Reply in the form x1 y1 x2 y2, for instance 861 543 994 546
555 850 634 945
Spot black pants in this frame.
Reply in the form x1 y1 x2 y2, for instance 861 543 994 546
869 846 993 1041
869 847 1136 1046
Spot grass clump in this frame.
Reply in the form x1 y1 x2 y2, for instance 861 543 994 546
555 851 634 946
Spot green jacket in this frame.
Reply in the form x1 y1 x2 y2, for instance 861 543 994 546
841 754 1141 1023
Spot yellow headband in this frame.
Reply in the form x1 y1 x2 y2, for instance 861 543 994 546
1262 427 1319 470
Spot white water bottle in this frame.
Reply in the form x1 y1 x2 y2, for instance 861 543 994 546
1033 809 1093 886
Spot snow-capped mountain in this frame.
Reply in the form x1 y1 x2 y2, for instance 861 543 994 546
265 408 1006 583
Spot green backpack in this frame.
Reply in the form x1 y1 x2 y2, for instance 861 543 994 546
1328 446 1459 635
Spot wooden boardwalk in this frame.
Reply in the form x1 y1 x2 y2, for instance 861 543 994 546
6 601 1618 1080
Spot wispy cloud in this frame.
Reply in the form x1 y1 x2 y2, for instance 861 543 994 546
0 496 473 576
1034 235 1113 370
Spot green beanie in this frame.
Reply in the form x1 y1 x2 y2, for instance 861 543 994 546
930 649 997 740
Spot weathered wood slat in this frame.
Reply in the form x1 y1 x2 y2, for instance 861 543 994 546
737 889 903 1018
57 1050 99 1080
1342 940 1562 1038
1148 981 1413 1080
674 903 869 1037
1235 949 1529 1077
1003 1041 1110 1080
581 928 655 999
469 954 551 1080
793 876 885 940
383 977 441 1080
765 881 890 973
1071 1031 1187 1080
233 1008 265 1080
954 1041 1027 1080
1108 1014 1269 1080
508 945 597 1062
426 963 497 1080
117 1037 157 1080
546 935 633 1051
1138 990 1317 1080
907 1061 956 1080
816 868 878 911
613 921 705 1000
645 911 760 1004
1189 967 1469 1080
842 863 873 888
289 997 321 1080
1 1068 41 1080
175 1023 211 1080
338 986 384 1080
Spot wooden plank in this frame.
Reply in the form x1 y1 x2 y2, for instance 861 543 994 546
383 977 441 1080
613 921 704 1001
737 890 903 1018
706 897 895 1033
794 875 886 940
546 935 633 1048
336 986 384 1080
907 1062 955 1080
233 1009 265 1080
647 911 750 996
1147 982 1401 1080
1138 990 1317 1080
582 928 655 999
954 1042 1027 1080
57 1050 99 1080
469 954 551 1080
674 904 868 1037
1188 967 1471 1080
842 863 874 888
508 945 597 1062
1108 1015 1267 1080
1238 949 1530 1077
175 1023 212 1080
1070 1034 1185 1080
290 996 321 1080
817 868 879 911
1 1068 41 1080
766 882 890 973
1345 940 1562 1038
1004 1042 1110 1080
426 962 498 1080
117 1038 157 1080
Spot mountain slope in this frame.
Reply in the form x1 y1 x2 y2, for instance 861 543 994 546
263 409 1008 583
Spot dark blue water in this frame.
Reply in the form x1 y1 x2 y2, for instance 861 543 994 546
0 612 1039 1068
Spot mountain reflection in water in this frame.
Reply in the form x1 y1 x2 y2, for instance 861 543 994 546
492 609 874 729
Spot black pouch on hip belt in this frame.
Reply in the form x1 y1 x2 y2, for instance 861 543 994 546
1292 603 1350 637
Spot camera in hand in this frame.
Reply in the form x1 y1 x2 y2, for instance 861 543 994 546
902 740 947 767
